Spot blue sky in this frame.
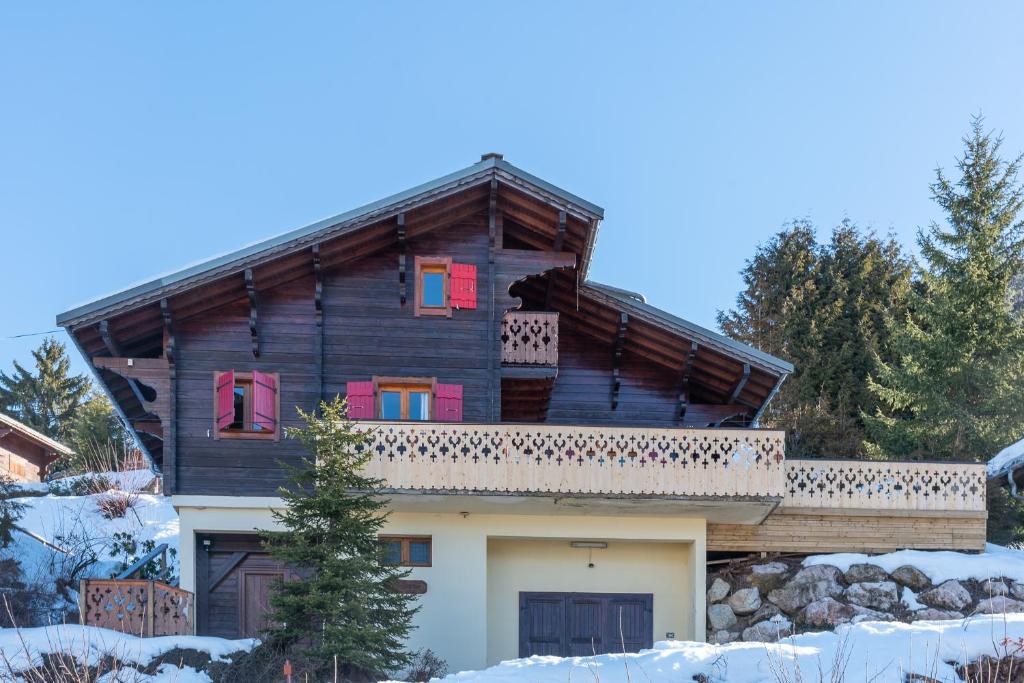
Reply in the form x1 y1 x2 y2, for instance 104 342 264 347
2 2 1023 376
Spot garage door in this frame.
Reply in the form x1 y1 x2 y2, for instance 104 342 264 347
195 533 294 639
519 592 653 657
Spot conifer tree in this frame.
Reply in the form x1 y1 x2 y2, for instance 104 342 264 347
260 397 418 679
0 337 89 440
864 118 1024 465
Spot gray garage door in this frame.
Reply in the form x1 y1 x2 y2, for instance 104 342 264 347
518 592 653 657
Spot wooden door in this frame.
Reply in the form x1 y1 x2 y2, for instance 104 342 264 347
239 563 286 639
519 592 653 658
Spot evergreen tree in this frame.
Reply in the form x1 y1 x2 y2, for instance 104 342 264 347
862 118 1024 542
0 338 89 440
260 397 418 678
719 220 911 457
65 391 132 473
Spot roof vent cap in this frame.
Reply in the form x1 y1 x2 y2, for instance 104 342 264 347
481 152 504 161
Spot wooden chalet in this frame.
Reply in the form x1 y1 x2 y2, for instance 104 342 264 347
58 154 987 669
0 412 72 482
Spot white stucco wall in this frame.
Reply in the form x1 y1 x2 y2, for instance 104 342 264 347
174 496 707 674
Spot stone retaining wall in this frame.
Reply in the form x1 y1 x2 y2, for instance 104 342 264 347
706 558 1024 643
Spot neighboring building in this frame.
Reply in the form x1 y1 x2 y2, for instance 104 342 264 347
57 155 988 671
0 412 72 482
987 436 1024 496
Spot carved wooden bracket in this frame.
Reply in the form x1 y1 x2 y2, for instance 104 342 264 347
92 357 171 438
397 214 407 305
245 268 260 357
611 313 629 410
729 363 751 404
313 243 323 327
677 341 698 420
160 299 175 364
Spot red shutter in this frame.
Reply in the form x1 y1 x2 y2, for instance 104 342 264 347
450 263 477 310
346 381 375 419
252 371 278 432
216 370 235 431
435 383 463 422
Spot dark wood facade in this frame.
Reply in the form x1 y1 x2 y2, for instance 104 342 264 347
0 413 71 482
57 156 792 497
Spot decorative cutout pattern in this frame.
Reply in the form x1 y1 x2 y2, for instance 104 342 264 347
501 312 559 366
355 422 786 498
783 459 986 512
80 579 194 637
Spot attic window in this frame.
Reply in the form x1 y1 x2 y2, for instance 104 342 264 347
414 256 451 317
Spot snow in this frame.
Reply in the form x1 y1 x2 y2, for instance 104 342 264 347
98 664 214 682
901 586 925 610
804 543 1024 584
12 469 157 496
989 436 1024 477
0 624 255 679
434 614 1024 683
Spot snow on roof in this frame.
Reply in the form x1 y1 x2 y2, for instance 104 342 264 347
428 614 1024 683
0 412 73 456
988 435 1024 479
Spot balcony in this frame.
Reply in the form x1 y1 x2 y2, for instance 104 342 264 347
501 311 558 367
355 421 786 522
352 422 988 522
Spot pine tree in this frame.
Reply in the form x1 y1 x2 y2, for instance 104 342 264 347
865 118 1024 462
65 391 131 473
0 337 90 440
719 220 911 457
260 397 418 678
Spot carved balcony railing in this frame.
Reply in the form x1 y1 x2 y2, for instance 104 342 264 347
501 312 558 366
354 422 787 499
79 579 194 637
783 459 987 513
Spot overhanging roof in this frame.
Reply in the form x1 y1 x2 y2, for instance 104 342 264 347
0 412 74 457
57 155 604 328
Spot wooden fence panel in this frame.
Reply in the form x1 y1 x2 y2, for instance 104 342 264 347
80 579 194 637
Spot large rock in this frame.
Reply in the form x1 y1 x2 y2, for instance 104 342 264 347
975 596 1024 614
749 562 790 592
707 577 731 603
791 564 845 585
920 580 972 612
708 630 738 645
844 563 890 584
912 608 964 621
891 565 932 592
1011 582 1024 601
800 598 856 628
768 568 845 614
845 581 899 612
751 602 782 623
742 616 793 643
982 579 1010 597
728 587 762 616
707 603 737 631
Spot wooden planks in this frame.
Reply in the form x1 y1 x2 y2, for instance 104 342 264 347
501 312 559 365
708 509 987 553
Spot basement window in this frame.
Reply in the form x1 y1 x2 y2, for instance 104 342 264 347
380 536 432 567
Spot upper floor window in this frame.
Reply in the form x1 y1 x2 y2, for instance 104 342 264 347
215 370 279 440
380 535 432 567
345 377 463 422
379 382 431 421
413 256 477 316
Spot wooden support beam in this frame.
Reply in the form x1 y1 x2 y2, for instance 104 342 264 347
160 298 177 494
397 213 407 305
729 363 751 403
487 178 498 421
554 210 566 250
98 320 151 412
160 299 176 363
245 268 259 357
313 244 324 405
677 341 698 420
611 313 628 410
0 428 11 439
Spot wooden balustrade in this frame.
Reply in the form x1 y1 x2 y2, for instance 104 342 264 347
783 459 987 513
79 579 194 637
501 312 559 365
355 422 787 499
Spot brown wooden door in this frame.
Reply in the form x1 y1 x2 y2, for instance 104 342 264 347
519 592 653 658
239 563 286 639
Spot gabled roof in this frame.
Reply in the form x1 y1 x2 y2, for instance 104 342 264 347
57 155 604 328
0 412 74 457
583 281 794 376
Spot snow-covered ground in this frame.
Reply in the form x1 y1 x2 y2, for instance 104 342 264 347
0 624 255 682
437 614 1024 683
805 542 1024 584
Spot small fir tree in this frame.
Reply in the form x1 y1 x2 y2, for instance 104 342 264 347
260 397 418 678
0 476 26 549
0 337 90 440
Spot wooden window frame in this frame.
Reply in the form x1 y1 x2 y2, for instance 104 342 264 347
379 535 432 567
213 371 281 441
373 376 436 421
414 256 452 317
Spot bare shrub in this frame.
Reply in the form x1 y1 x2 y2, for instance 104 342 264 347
95 491 138 520
404 648 448 682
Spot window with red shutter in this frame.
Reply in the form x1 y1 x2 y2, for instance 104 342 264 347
346 381 375 419
450 263 477 310
214 370 280 440
435 383 463 422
